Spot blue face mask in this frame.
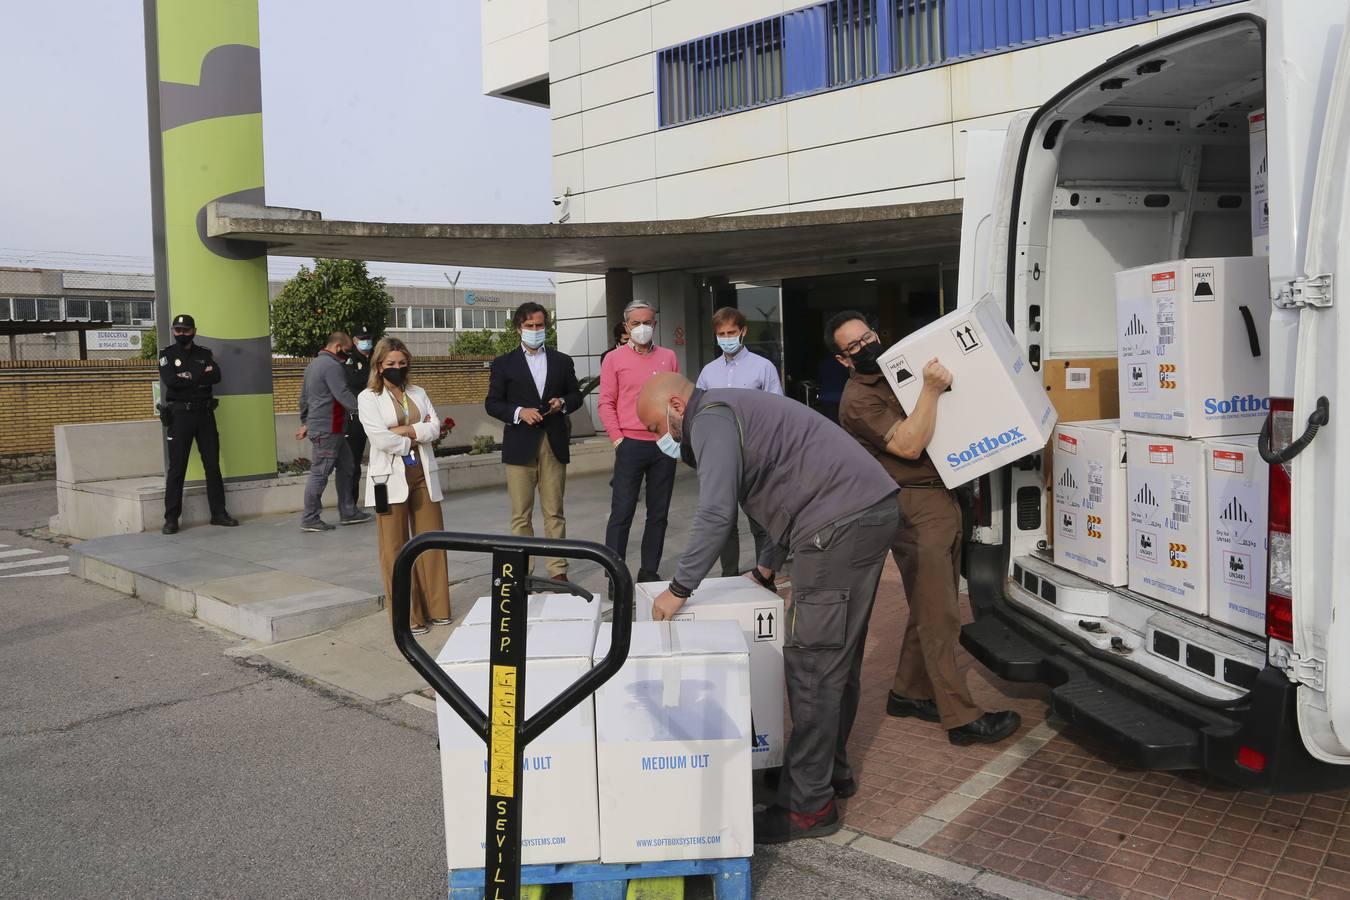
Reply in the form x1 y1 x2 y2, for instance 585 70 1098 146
717 336 743 355
521 328 547 349
356 339 373 353
657 407 682 460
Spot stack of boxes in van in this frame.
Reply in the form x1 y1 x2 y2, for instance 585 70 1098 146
1050 257 1271 635
434 597 754 872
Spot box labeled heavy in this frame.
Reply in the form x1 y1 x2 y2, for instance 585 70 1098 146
462 591 602 631
636 577 784 770
435 620 600 869
593 620 752 864
1126 434 1208 613
1052 420 1128 586
878 296 1057 488
1205 436 1269 636
1115 257 1271 437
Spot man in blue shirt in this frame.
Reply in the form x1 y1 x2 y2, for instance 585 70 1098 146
695 307 781 575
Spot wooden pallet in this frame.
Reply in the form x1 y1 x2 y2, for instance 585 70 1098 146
449 857 752 900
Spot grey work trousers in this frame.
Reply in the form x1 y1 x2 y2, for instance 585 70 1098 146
780 494 899 814
302 431 357 525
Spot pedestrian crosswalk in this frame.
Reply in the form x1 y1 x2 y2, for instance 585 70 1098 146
0 544 69 579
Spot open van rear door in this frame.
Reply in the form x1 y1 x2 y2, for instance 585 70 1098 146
1285 9 1350 764
958 122 1019 310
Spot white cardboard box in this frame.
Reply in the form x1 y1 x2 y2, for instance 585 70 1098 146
462 592 603 631
1051 420 1128 586
1205 436 1269 636
635 577 784 770
435 621 600 870
1126 434 1209 613
878 296 1057 488
593 620 753 864
1250 109 1269 257
1115 257 1271 438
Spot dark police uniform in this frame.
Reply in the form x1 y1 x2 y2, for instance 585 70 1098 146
340 329 372 511
158 314 231 530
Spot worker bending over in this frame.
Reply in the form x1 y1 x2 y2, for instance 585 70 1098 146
637 374 898 844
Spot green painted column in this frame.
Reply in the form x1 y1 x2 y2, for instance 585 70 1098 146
143 0 275 481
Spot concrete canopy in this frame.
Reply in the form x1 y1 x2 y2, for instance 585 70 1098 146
207 200 963 282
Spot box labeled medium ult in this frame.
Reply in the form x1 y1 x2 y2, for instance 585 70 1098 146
1126 434 1208 614
636 576 784 770
878 296 1057 488
1052 420 1128 586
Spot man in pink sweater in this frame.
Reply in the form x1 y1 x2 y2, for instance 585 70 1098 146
597 299 681 581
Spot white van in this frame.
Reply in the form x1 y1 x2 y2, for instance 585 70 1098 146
957 1 1348 789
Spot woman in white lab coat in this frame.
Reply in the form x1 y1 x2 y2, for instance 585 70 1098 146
358 337 450 634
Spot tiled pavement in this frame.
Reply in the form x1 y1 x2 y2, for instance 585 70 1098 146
834 560 1350 900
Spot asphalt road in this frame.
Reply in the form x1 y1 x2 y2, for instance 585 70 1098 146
0 511 994 899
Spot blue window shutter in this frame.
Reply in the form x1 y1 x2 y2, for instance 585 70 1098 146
876 0 894 71
784 7 828 95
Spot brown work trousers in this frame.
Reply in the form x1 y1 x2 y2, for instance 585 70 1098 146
891 487 982 730
377 461 451 629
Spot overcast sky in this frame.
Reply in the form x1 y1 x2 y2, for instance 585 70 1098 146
0 1 553 290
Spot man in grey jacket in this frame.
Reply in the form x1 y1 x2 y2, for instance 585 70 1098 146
295 332 370 532
637 373 899 845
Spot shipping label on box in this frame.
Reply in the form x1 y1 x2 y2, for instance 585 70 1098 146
879 296 1057 488
1115 257 1272 438
1205 436 1269 636
1126 434 1209 614
1052 420 1128 586
435 621 600 869
636 577 784 770
1250 109 1269 257
462 592 603 631
593 621 753 864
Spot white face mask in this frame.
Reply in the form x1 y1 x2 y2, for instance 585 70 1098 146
629 323 654 346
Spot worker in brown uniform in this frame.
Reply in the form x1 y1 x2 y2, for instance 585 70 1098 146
828 311 1021 746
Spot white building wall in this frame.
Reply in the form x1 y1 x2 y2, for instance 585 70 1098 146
481 0 550 99
542 0 1255 385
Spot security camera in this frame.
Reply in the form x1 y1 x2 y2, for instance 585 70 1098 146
553 196 564 206
553 187 573 206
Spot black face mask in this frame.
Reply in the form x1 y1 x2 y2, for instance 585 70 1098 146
174 333 193 348
382 367 408 388
849 341 883 375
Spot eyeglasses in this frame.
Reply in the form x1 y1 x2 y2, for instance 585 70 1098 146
839 331 877 357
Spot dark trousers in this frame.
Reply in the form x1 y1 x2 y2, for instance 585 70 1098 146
342 415 367 512
605 438 677 576
780 495 899 814
719 514 770 577
163 408 226 523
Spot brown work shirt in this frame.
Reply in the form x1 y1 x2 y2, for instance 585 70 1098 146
838 371 943 487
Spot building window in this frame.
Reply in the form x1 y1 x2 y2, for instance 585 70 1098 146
460 307 510 330
66 298 113 321
37 298 62 321
12 298 36 321
0 299 10 321
388 307 409 329
657 0 1238 127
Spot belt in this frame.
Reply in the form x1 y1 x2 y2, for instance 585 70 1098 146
899 481 945 490
168 399 214 411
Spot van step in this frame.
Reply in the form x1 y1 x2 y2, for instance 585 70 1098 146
1051 672 1200 770
961 615 1051 682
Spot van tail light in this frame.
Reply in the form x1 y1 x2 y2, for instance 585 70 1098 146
971 474 992 528
1267 398 1294 643
1236 746 1268 773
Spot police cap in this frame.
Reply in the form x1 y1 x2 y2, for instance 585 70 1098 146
172 314 196 329
353 323 372 338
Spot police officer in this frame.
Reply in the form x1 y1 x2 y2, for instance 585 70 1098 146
341 324 375 512
157 313 238 534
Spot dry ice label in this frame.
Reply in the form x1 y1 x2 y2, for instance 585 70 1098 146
1120 300 1151 358
1136 529 1159 563
1192 265 1217 302
1055 466 1079 506
1058 509 1078 540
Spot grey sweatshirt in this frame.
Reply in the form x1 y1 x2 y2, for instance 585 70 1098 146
671 388 898 592
299 350 360 436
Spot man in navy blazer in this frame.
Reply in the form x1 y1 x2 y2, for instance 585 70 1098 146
485 302 583 580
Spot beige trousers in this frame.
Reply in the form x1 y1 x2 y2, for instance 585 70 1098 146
505 434 568 576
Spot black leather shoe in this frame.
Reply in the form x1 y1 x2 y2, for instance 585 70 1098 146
887 692 941 723
761 767 857 799
949 710 1022 746
210 513 239 527
162 520 179 535
754 802 840 844
636 568 661 583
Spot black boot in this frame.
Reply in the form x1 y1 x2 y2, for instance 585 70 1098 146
948 711 1022 746
162 519 179 535
886 692 941 723
210 513 239 527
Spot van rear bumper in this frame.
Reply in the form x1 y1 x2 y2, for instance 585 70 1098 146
963 546 1350 791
